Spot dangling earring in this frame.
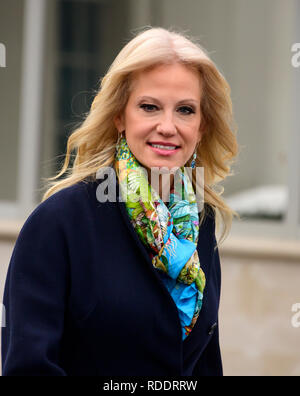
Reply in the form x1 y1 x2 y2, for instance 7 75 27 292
191 139 202 169
191 151 197 169
115 131 124 153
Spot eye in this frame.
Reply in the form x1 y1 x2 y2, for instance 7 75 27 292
139 103 158 112
177 106 195 115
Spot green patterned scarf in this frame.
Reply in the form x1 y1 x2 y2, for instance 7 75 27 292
114 136 206 340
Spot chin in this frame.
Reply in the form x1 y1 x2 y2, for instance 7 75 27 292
147 162 181 172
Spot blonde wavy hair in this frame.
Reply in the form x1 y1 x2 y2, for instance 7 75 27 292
42 27 239 245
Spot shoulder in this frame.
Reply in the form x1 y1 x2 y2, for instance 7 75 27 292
40 180 95 212
199 203 216 230
19 180 98 237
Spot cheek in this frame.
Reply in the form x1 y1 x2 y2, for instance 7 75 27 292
184 124 200 144
126 115 153 135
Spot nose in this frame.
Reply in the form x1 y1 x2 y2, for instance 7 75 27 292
156 111 177 136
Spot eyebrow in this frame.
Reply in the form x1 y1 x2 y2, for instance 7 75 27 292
136 96 199 106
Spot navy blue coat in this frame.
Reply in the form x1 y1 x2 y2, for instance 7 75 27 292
1 178 223 376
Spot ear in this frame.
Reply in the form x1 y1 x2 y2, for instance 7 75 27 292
114 113 125 133
197 132 202 144
196 130 203 145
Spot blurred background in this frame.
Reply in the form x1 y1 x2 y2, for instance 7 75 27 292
0 0 299 375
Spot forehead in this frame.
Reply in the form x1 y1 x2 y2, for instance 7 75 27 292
129 63 202 100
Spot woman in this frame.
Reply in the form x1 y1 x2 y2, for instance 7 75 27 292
1 27 238 376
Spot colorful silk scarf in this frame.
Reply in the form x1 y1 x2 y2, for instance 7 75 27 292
114 136 206 340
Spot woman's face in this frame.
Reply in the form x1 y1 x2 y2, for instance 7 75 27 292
114 62 204 173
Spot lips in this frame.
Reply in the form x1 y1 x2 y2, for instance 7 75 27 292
147 142 181 156
147 141 180 149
